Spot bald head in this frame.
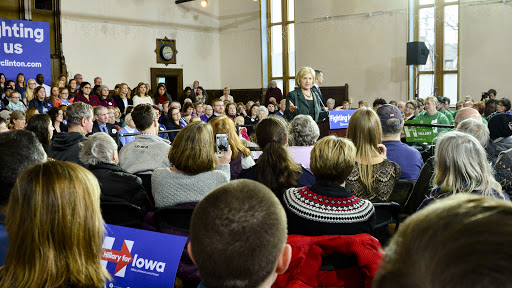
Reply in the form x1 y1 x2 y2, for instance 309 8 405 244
454 108 481 127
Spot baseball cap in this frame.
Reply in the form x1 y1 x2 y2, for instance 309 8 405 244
377 104 403 123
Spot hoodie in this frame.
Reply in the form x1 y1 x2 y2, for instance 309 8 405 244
48 132 87 165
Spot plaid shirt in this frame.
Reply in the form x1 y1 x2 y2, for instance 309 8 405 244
73 93 101 106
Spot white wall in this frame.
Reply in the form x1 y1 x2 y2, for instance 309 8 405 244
459 0 512 101
61 0 221 89
295 0 409 104
219 0 262 89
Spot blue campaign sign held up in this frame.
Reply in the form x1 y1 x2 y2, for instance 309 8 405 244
0 19 51 85
102 224 187 288
329 110 356 129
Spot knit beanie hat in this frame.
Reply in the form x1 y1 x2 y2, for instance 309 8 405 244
489 113 512 140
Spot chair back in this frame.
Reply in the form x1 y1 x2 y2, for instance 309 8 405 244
373 202 401 246
135 173 155 208
154 203 197 235
101 201 144 228
389 180 415 208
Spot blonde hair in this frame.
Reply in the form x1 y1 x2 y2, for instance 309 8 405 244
347 107 383 192
119 83 131 100
168 122 216 175
426 96 438 107
310 136 356 185
295 67 316 87
210 115 251 160
433 131 502 198
0 161 110 288
25 78 36 102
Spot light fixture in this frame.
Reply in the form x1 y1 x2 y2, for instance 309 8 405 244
200 0 207 7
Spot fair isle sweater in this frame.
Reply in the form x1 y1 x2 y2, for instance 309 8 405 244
283 184 375 236
152 164 230 208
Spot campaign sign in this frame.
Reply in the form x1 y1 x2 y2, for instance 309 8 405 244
329 110 356 129
102 224 187 288
0 19 51 85
404 119 435 143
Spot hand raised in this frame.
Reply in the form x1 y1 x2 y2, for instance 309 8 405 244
289 100 298 113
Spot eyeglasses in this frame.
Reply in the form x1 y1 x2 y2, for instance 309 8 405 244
83 86 91 89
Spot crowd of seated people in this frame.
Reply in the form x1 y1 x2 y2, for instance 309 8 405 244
4 71 512 287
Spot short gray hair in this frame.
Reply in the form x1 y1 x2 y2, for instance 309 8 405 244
326 98 335 106
289 115 320 146
381 118 402 137
258 106 269 117
66 102 93 127
124 113 132 123
79 133 118 166
456 118 490 148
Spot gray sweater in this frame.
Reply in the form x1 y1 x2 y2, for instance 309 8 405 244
119 134 171 174
152 164 230 208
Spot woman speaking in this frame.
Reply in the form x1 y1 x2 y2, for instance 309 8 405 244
285 66 327 122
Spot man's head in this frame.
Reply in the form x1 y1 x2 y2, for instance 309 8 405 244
488 89 497 99
397 101 405 113
373 98 387 108
456 118 490 148
94 77 102 86
74 74 83 85
374 194 512 288
0 130 46 207
93 106 108 125
193 81 199 89
36 74 44 85
189 179 291 288
484 99 498 117
131 104 157 132
170 101 181 110
279 99 286 112
66 102 94 135
377 104 403 139
314 70 323 85
454 107 481 128
212 98 225 114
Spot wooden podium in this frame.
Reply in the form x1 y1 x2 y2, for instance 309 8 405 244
318 119 347 139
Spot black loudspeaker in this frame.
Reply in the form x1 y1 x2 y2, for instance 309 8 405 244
407 42 429 65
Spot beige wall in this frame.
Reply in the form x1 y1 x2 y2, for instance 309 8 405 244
219 0 262 89
459 0 512 101
295 0 409 105
61 0 221 89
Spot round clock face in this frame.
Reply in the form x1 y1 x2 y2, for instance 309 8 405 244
160 45 174 61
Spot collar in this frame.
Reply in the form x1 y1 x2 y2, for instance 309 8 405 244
213 112 223 116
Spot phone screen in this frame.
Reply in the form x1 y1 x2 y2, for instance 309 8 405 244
216 134 228 156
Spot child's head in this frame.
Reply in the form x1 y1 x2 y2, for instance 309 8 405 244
189 180 291 288
9 92 21 104
234 116 245 126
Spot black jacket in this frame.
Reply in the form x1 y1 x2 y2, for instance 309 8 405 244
112 95 133 115
91 121 117 135
87 162 150 213
48 132 87 165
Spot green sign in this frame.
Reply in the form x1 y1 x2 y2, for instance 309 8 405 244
404 119 435 143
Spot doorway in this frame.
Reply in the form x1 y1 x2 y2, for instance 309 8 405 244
150 68 183 102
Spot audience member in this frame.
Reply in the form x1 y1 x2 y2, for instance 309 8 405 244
484 99 498 118
6 92 25 112
80 133 150 212
26 114 54 154
326 98 336 110
373 98 387 108
97 85 117 108
239 117 315 195
0 118 8 133
28 86 52 114
414 96 451 138
189 179 291 288
403 100 417 121
208 98 225 122
378 104 423 181
153 83 172 107
418 131 506 209
226 102 237 120
358 100 369 108
91 106 117 135
35 73 50 96
118 113 138 146
113 83 132 115
8 110 25 130
195 86 207 104
53 87 73 107
0 130 46 265
437 96 455 123
200 104 213 122
48 106 66 133
257 106 269 122
74 82 101 106
346 107 401 202
131 82 152 106
119 104 171 174
0 161 110 287
374 194 512 288
283 135 375 236
265 80 283 105
152 122 231 208
489 113 512 159
288 115 319 168
210 115 255 179
220 87 234 103
22 78 36 104
396 101 405 113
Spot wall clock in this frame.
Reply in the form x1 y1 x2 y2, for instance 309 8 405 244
155 37 177 65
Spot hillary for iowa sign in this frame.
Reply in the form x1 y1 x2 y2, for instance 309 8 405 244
102 225 187 288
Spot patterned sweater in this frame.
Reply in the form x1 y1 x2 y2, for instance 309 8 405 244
283 184 375 236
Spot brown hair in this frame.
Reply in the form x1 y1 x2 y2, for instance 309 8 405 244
210 115 251 160
347 107 382 192
255 117 301 194
0 161 110 288
374 194 512 288
190 179 287 288
310 136 356 185
168 121 216 175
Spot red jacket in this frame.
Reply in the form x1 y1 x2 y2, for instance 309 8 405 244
273 234 383 288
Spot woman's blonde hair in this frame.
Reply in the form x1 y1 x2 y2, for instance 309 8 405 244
310 136 356 185
25 78 36 102
347 107 383 192
0 161 110 288
168 122 216 175
119 83 131 99
210 115 251 160
433 131 502 198
295 67 316 87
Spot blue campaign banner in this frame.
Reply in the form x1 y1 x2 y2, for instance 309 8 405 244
0 19 51 85
102 224 187 288
329 110 356 129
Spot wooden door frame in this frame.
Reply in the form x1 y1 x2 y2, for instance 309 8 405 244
150 68 183 100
